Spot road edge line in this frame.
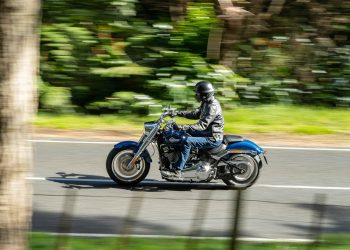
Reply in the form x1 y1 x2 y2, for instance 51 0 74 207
35 232 314 243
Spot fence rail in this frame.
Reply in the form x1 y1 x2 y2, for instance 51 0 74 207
48 186 334 250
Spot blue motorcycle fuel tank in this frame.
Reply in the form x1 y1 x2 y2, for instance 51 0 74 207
163 128 185 145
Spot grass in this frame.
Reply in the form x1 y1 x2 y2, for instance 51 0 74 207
223 105 350 135
34 105 350 135
30 233 350 250
34 113 144 130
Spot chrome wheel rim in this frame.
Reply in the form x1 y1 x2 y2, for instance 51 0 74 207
111 149 146 182
232 155 257 182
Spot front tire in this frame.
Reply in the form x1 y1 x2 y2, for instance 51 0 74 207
222 154 260 188
106 148 150 186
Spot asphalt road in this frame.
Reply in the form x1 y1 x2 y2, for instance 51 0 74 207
31 138 350 239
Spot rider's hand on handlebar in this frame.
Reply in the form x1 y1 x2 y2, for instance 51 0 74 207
177 124 190 131
169 110 178 118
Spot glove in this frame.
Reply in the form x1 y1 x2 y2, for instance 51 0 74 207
177 111 184 117
169 110 178 118
170 110 185 117
177 124 190 131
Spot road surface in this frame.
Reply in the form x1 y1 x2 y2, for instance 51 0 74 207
31 138 350 240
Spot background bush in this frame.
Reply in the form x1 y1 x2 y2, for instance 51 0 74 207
40 0 350 115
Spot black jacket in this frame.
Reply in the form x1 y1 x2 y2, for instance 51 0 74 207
178 96 224 140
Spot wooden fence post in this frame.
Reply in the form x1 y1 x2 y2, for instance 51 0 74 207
186 190 212 250
117 193 144 250
308 193 327 250
55 189 77 250
230 189 244 250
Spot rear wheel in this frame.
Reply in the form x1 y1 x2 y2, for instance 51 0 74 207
106 148 150 186
222 154 260 188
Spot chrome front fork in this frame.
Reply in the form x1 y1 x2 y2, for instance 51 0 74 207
127 125 159 168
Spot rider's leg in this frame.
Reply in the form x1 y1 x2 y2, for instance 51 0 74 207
175 136 221 170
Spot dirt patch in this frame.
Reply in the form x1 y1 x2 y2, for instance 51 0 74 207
33 128 350 148
34 128 141 141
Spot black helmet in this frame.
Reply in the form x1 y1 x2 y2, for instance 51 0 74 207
195 81 214 102
195 81 214 94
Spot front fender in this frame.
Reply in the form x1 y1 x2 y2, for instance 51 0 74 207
114 141 152 163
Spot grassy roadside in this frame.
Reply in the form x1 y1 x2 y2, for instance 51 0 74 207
30 233 350 250
34 105 350 135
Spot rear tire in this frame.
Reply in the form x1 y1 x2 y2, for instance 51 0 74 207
222 154 260 188
106 148 150 186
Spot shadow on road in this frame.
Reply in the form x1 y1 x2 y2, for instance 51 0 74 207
283 202 350 236
33 210 175 235
32 209 241 237
48 172 231 192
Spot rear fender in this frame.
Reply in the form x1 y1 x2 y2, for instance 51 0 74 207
226 139 263 154
226 139 267 167
114 141 152 163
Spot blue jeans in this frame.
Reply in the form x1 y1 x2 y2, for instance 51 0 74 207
175 135 222 170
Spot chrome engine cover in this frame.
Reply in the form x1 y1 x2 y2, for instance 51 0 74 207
161 161 215 182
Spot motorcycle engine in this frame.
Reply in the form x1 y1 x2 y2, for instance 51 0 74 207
160 144 199 169
160 145 179 164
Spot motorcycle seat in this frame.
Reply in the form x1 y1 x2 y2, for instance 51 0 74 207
207 143 226 155
223 135 244 144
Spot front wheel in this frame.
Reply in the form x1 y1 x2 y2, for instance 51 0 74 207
106 148 150 186
222 154 260 188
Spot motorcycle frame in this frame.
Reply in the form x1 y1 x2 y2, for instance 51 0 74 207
116 110 267 172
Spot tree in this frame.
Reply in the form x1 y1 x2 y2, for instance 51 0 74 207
0 0 40 249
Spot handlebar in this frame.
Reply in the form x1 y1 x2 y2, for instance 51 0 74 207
157 105 177 123
157 111 178 127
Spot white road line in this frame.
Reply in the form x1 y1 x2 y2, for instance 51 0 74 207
30 139 350 151
46 177 113 183
28 177 46 180
262 146 350 152
26 177 350 191
27 177 113 183
30 139 116 144
256 184 350 191
40 232 314 243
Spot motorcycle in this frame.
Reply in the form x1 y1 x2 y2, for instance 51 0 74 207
106 106 268 188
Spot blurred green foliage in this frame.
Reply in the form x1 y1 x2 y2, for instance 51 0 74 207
35 105 350 135
31 233 350 250
40 0 350 115
86 91 160 115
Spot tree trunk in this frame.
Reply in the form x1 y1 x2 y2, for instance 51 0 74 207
139 0 188 22
214 0 253 69
0 1 40 249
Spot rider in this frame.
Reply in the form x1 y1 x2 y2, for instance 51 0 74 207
171 80 224 174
